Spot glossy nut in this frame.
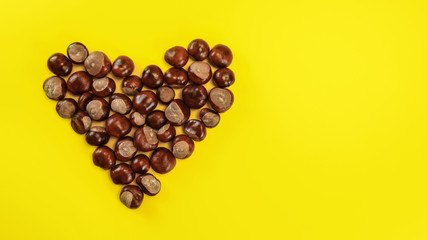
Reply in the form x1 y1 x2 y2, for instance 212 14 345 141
157 123 176 142
156 86 175 104
109 93 132 115
112 55 134 78
86 97 110 121
150 148 176 174
188 39 210 61
67 42 89 64
115 136 137 162
43 76 67 100
56 98 77 119
184 120 207 141
130 154 150 174
141 65 164 89
199 108 220 128
91 77 116 97
134 125 158 152
136 174 161 196
188 61 212 85
146 110 167 129
47 53 72 76
208 87 234 113
77 92 95 111
120 185 143 209
172 134 194 159
208 44 233 68
182 84 208 109
85 126 110 146
164 46 189 68
67 71 92 94
213 68 235 88
164 99 190 126
71 111 92 134
110 163 135 185
105 114 131 138
122 75 142 96
84 51 112 77
130 112 146 127
132 90 158 114
92 146 116 170
164 67 188 88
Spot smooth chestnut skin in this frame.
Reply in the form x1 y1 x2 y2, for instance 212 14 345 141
122 75 142 96
109 93 132 115
130 154 150 174
150 147 176 174
157 123 176 142
56 98 77 119
164 99 190 126
146 110 167 129
71 111 92 134
141 65 164 89
43 76 67 100
188 39 210 61
93 146 116 170
213 68 235 88
67 71 92 94
199 108 220 128
164 67 188 88
164 46 189 68
172 134 194 159
120 185 143 209
208 87 234 113
188 61 212 85
67 42 88 64
105 114 131 138
112 55 134 78
77 92 95 111
134 125 158 152
184 120 207 141
92 77 116 97
136 174 161 196
156 86 175 104
86 97 110 121
115 136 137 162
132 90 158 114
208 44 233 68
129 112 146 127
182 84 208 109
110 163 135 185
85 126 110 146
47 53 72 76
84 51 112 77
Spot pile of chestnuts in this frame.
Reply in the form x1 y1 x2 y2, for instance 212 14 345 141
43 39 234 209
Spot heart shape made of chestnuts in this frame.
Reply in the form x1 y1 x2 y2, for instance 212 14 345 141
43 39 235 210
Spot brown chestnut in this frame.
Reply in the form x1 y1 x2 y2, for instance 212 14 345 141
86 97 110 121
136 174 161 196
146 110 167 129
93 146 116 170
184 120 207 141
67 42 89 64
208 87 234 113
109 93 132 115
105 114 131 138
182 84 208 109
85 126 110 146
47 53 72 76
120 185 143 209
134 125 158 152
132 90 158 114
84 51 112 77
122 75 142 96
71 111 92 134
43 76 67 100
188 39 210 61
156 86 175 104
164 67 188 88
157 123 176 142
115 136 137 162
199 108 220 128
213 68 235 88
208 44 233 68
91 77 116 97
112 55 134 78
141 65 164 89
188 61 212 85
150 147 176 174
110 163 135 185
164 46 189 68
77 92 95 111
172 135 194 159
129 112 146 127
56 98 77 119
130 154 150 174
164 99 190 126
67 71 92 94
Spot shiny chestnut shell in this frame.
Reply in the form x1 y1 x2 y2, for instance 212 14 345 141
150 147 176 174
112 55 134 78
141 65 164 89
132 90 158 114
164 67 188 88
133 125 159 152
105 113 131 138
110 163 135 185
92 146 116 170
182 84 208 109
47 53 72 76
188 39 210 61
208 44 233 68
67 71 92 94
164 46 189 68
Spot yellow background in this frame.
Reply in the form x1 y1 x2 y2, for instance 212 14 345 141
1 0 427 239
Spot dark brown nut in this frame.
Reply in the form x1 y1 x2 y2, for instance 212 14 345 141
86 97 110 121
67 42 89 64
184 120 207 141
199 108 220 128
213 68 235 88
110 163 135 185
150 148 176 174
112 55 134 78
91 77 116 97
115 136 137 162
109 93 132 115
134 125 158 152
71 111 92 134
208 44 233 68
136 174 161 196
66 71 92 94
56 98 77 119
47 53 72 76
85 126 110 146
208 87 234 113
129 112 146 127
141 65 164 89
92 146 116 170
105 114 131 138
188 61 212 85
164 46 189 68
77 92 95 111
188 39 210 61
121 75 142 96
164 67 188 88
164 99 190 126
157 123 176 142
182 84 208 109
120 185 143 209
172 135 194 159
84 51 112 77
156 86 175 104
43 76 67 100
130 154 150 174
146 110 167 129
132 90 158 114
